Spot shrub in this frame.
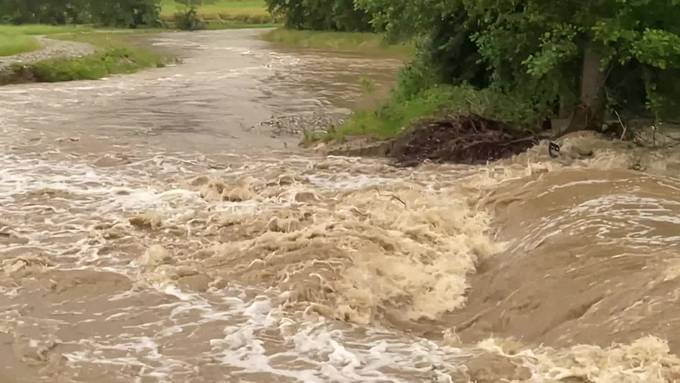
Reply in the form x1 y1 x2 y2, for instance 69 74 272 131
174 5 205 30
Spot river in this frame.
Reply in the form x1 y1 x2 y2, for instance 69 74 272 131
2 29 680 383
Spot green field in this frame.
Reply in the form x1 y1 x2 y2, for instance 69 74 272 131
261 29 414 58
160 0 273 27
0 25 93 57
0 33 40 57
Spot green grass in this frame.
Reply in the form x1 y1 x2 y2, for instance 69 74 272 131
160 0 274 28
0 33 40 57
261 28 414 58
42 32 169 81
310 85 536 143
0 27 172 85
0 24 93 35
0 25 93 57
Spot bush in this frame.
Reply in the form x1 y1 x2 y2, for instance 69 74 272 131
265 0 372 32
0 0 161 27
89 0 161 28
174 5 205 30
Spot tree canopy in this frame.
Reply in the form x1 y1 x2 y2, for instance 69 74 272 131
0 0 161 27
265 0 372 31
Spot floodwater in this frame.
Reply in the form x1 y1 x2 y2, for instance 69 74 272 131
2 29 680 383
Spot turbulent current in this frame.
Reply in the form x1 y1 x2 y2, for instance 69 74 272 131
2 29 680 382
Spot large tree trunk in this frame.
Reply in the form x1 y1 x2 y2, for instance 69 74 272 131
564 44 608 134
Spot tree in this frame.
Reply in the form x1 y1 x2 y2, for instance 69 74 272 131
265 0 372 31
89 0 161 28
356 0 680 131
463 0 680 131
0 0 161 27
357 0 490 97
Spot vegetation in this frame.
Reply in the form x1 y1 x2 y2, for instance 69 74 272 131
314 85 538 142
0 0 162 27
269 0 680 141
0 29 40 56
0 24 93 56
0 29 171 85
160 0 273 29
0 0 172 84
265 0 370 31
172 1 206 30
262 28 413 57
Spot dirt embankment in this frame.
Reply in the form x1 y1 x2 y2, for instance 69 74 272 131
327 114 539 166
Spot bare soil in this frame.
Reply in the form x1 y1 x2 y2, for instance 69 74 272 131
387 114 537 166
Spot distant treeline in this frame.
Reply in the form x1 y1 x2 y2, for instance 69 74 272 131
0 0 161 27
265 0 371 32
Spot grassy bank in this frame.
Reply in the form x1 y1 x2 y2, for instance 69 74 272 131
0 33 40 57
262 28 414 58
39 32 170 81
0 25 92 56
0 27 172 85
308 85 536 143
160 0 274 29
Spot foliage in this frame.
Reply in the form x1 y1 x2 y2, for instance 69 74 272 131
173 1 205 30
265 0 371 31
351 0 680 134
459 0 680 124
357 0 489 85
0 0 161 27
89 0 161 28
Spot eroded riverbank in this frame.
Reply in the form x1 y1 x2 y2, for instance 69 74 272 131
2 29 680 382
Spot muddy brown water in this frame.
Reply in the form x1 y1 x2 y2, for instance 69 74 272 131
2 29 680 382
